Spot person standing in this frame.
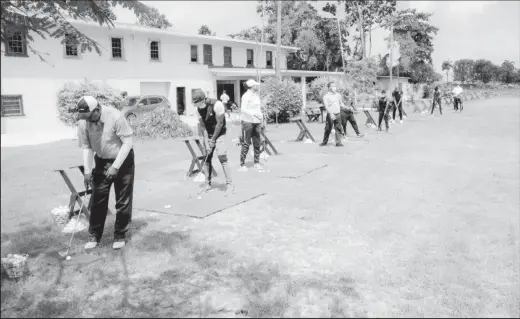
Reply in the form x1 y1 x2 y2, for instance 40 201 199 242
377 90 390 132
340 91 365 138
320 82 344 147
430 86 443 115
452 84 463 111
392 87 404 124
74 96 135 250
192 89 235 195
239 79 264 171
220 90 230 111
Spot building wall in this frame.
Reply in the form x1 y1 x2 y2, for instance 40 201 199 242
1 22 291 135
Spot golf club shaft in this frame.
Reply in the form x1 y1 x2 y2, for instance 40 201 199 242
61 189 87 255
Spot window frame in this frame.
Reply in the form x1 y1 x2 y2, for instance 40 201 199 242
246 49 254 68
63 33 81 59
149 39 161 62
3 26 29 58
266 50 273 69
1 95 25 117
203 44 213 66
110 36 124 60
190 44 199 63
223 46 232 67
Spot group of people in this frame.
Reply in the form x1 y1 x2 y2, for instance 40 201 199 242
430 83 465 115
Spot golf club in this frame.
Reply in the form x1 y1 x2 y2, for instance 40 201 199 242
59 189 88 258
189 145 215 200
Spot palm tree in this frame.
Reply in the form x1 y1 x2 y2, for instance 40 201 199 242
441 60 453 83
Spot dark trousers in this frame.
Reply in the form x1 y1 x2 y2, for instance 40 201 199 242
392 100 403 120
454 97 463 111
431 98 443 114
322 113 343 144
378 111 389 130
340 109 360 135
89 149 135 241
240 121 262 165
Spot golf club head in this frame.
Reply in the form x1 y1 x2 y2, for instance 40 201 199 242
58 250 69 257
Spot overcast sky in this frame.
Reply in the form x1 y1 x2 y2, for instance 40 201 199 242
113 1 520 79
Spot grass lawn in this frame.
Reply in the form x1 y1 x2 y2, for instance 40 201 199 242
1 96 519 317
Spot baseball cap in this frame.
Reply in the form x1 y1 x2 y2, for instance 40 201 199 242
192 89 206 108
71 96 99 113
246 79 259 88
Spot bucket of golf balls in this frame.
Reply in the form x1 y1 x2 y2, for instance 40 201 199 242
51 206 71 230
1 254 28 279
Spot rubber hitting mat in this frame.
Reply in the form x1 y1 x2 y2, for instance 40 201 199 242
133 180 266 218
249 153 329 179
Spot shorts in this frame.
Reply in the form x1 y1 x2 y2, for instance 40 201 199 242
205 135 228 156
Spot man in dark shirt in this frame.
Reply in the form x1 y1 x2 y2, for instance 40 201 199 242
378 90 390 132
193 89 235 196
340 91 365 138
391 88 404 124
430 86 443 115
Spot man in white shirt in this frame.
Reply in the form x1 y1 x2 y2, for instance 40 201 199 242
320 82 345 147
452 84 463 112
220 90 230 111
239 79 264 171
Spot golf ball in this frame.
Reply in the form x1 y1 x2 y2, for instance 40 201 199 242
197 196 202 200
66 256 71 260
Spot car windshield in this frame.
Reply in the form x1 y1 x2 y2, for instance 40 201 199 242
122 97 140 107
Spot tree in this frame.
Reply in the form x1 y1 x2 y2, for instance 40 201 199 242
198 25 215 36
344 58 379 93
323 0 396 60
137 5 172 29
453 59 475 83
499 60 516 83
228 26 263 42
473 59 497 83
1 0 157 61
441 60 453 83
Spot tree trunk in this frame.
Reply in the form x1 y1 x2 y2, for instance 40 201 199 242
356 4 365 60
326 51 330 71
446 71 448 83
369 25 372 57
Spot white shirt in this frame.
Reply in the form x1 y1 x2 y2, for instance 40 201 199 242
220 93 230 104
453 86 463 96
240 90 263 124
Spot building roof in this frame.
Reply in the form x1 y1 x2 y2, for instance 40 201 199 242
210 67 343 77
69 20 300 52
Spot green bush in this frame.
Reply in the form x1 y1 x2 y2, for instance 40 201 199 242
57 79 123 127
259 77 302 123
422 84 432 98
344 58 379 94
130 106 193 140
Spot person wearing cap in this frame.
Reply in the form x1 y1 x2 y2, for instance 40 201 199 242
339 90 365 138
73 96 135 250
320 82 344 147
192 89 235 195
239 79 264 171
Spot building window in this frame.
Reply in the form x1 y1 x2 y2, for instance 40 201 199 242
150 40 160 61
224 46 232 67
247 49 254 67
4 27 28 57
111 37 123 59
266 51 273 68
190 45 198 62
203 44 213 66
65 33 79 57
1 95 24 117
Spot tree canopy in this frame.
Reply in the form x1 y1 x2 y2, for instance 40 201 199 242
198 25 215 36
138 6 172 30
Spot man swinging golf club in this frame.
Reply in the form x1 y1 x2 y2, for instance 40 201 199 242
73 96 135 250
391 87 404 124
320 82 344 147
340 91 365 138
193 89 235 196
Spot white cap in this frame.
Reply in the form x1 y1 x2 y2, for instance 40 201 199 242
246 79 259 88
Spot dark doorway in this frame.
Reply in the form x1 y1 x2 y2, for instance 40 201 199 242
217 83 235 105
176 87 186 115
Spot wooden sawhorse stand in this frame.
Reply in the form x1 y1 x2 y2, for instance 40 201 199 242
182 136 218 178
238 128 279 156
55 165 97 219
291 117 316 143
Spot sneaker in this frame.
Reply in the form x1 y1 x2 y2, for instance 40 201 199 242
336 143 344 147
319 142 327 147
386 128 390 133
356 133 365 138
85 236 99 250
238 165 249 172
112 238 125 250
400 120 403 124
224 184 236 197
254 163 264 171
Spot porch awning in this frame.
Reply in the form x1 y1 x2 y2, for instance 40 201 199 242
210 67 344 78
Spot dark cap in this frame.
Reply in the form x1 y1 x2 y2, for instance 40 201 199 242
70 96 99 113
192 89 206 108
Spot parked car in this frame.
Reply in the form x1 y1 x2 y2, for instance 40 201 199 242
121 95 171 124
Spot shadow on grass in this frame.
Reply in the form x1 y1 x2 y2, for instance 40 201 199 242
1 227 367 318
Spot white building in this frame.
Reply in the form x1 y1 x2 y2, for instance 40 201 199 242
1 20 343 140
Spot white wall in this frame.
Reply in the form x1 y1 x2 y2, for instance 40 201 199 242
0 22 292 134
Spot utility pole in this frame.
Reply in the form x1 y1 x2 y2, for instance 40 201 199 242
389 16 393 93
336 16 346 72
276 0 282 81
